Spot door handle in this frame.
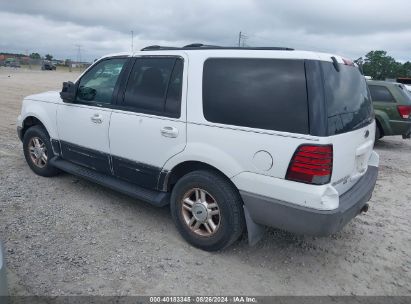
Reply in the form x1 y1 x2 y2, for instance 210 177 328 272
161 126 178 138
90 114 103 124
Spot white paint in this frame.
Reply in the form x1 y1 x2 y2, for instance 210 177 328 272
16 49 378 212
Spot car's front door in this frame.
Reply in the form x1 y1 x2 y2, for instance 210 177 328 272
109 55 187 189
57 57 128 174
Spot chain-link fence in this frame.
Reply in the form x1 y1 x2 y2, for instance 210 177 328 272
0 57 89 72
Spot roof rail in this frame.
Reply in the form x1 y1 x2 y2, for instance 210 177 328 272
183 43 222 48
141 44 294 51
140 45 180 51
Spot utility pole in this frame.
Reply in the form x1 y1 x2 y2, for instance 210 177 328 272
25 49 32 69
75 44 82 69
131 30 134 53
238 31 248 47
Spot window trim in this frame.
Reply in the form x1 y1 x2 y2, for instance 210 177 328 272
73 56 130 108
114 55 184 119
368 85 396 103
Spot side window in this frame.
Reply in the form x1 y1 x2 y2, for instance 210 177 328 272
122 57 183 118
202 58 309 134
76 58 127 104
369 85 395 102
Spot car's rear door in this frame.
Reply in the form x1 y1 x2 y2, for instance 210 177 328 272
56 57 128 174
108 54 187 189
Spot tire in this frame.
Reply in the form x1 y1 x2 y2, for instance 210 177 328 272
375 124 382 141
23 125 60 177
170 170 245 251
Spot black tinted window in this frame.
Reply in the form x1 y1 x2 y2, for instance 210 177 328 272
123 57 183 117
203 58 309 134
321 63 373 135
368 85 395 102
77 58 127 104
399 84 411 100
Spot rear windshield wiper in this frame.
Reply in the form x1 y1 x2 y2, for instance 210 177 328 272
352 117 373 130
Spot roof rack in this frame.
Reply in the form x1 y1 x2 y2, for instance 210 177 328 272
140 45 180 51
141 43 294 51
183 43 222 48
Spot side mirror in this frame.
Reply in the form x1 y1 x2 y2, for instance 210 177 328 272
60 81 76 103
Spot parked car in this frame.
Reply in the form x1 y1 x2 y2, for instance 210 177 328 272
16 45 379 251
0 241 7 296
4 61 20 68
41 60 56 70
367 80 411 140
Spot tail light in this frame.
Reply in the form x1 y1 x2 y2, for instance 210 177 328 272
397 105 411 119
286 145 333 185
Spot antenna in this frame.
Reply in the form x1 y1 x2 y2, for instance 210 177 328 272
131 30 134 53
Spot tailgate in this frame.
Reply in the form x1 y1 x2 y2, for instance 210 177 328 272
329 121 376 195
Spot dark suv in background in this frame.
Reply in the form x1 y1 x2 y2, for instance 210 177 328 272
368 80 411 140
41 60 56 70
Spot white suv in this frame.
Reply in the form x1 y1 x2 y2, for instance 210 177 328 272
17 44 379 251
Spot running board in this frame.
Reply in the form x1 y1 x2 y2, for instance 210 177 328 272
50 157 169 207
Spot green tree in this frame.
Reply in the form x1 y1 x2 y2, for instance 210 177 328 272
402 61 411 77
362 50 398 80
29 52 41 59
45 54 53 61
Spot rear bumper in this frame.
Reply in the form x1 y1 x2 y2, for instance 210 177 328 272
389 119 411 138
402 123 411 139
241 165 378 236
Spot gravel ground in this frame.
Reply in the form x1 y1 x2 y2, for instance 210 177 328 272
0 67 410 296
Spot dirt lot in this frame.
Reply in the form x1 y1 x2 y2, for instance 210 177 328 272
0 68 410 296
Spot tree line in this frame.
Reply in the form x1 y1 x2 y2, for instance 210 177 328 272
354 50 411 80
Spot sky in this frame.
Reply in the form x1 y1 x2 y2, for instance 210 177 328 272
0 0 410 62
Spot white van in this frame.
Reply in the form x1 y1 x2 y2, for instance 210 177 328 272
17 44 379 251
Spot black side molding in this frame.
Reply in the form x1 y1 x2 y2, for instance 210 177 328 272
50 157 169 207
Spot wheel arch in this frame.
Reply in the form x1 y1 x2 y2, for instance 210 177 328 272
375 118 384 138
21 116 49 139
162 160 241 195
374 110 391 136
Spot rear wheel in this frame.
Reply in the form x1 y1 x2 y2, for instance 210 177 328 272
23 125 60 177
170 170 245 251
375 124 383 141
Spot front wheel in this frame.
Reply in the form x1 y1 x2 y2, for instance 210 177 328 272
170 170 245 251
23 125 60 177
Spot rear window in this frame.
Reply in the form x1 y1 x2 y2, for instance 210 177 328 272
203 58 309 134
122 57 183 118
368 85 395 102
321 63 373 135
398 84 411 102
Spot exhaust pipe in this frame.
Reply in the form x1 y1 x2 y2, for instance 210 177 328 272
361 203 369 213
